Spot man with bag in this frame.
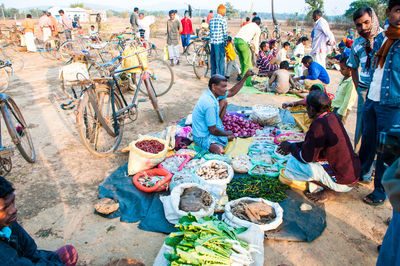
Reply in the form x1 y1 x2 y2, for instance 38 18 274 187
192 70 255 154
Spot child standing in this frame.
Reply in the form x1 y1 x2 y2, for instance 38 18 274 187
167 10 182 66
331 57 357 124
225 36 241 80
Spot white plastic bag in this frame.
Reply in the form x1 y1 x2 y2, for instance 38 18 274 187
249 104 281 126
222 197 284 232
160 183 216 224
59 62 89 85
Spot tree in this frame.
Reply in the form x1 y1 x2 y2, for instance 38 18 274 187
70 3 84 8
344 0 388 22
305 0 324 20
225 2 239 20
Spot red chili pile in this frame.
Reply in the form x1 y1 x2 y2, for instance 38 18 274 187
135 140 164 154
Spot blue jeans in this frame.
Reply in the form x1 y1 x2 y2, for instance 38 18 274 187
377 210 400 266
354 86 368 150
358 100 400 199
181 34 190 48
210 43 226 76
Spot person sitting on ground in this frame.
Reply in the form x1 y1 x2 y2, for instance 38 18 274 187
293 36 309 63
257 41 279 76
282 84 325 108
327 41 351 69
268 61 297 94
192 70 255 154
279 91 361 203
225 36 241 81
331 57 357 124
0 176 78 265
76 25 84 35
293 55 330 89
275 41 291 64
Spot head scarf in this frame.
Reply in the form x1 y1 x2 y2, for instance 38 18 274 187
217 4 226 15
373 25 400 69
364 8 381 69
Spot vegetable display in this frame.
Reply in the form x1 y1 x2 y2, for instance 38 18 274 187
274 133 305 144
160 156 187 173
231 155 252 174
179 187 213 212
135 139 165 154
196 162 229 180
231 200 276 225
164 214 254 265
250 164 279 175
227 176 288 202
223 114 262 138
137 175 164 187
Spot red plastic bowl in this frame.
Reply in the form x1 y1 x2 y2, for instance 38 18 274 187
132 168 173 193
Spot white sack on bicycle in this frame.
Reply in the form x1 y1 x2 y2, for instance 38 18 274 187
128 135 168 175
122 45 149 73
59 62 90 86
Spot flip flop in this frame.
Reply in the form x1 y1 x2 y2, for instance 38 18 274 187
363 193 385 206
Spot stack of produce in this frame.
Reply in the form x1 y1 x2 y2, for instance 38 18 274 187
222 114 262 137
196 161 229 180
164 214 254 265
231 200 276 225
135 139 165 154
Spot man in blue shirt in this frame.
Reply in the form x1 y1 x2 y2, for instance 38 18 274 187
192 70 254 154
358 0 400 205
293 56 330 89
209 4 228 76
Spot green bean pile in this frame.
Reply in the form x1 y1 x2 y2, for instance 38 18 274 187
226 176 289 202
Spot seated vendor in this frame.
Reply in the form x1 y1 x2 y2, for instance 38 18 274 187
279 91 360 203
281 84 324 109
293 56 330 89
192 70 254 154
0 176 78 265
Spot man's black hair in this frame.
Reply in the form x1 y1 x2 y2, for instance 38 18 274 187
139 12 144 16
246 17 250 22
210 10 213 13
134 7 139 12
313 9 323 17
310 84 324 92
280 61 289 69
58 9 64 14
227 36 232 42
26 14 32 18
252 16 261 25
283 41 290 48
353 6 373 22
42 10 47 14
260 41 268 50
90 25 95 28
0 176 14 199
306 90 331 113
252 12 257 16
302 55 313 65
269 40 276 46
208 74 227 89
388 0 400 10
202 19 205 22
169 10 175 15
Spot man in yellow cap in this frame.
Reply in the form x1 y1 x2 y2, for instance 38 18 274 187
209 4 228 76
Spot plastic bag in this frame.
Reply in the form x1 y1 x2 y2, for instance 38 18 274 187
59 62 89 85
122 45 149 73
249 104 281 127
160 183 216 224
222 197 284 232
163 45 169 61
127 136 168 175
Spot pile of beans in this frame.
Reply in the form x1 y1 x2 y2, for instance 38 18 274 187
135 140 164 154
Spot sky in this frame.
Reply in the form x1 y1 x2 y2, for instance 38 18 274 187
3 0 354 16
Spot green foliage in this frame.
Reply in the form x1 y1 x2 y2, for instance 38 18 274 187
120 11 130 19
225 2 239 20
70 3 85 8
305 0 324 20
344 0 388 22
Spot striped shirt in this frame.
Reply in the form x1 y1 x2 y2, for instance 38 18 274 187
346 37 373 88
209 14 227 45
257 50 278 74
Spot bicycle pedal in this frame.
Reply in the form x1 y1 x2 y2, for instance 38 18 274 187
0 147 14 158
138 98 147 103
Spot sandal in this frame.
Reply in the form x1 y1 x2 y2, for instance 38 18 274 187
363 193 385 206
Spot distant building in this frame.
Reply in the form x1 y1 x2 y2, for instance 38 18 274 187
47 6 107 23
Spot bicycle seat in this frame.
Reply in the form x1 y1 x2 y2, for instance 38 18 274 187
201 36 210 41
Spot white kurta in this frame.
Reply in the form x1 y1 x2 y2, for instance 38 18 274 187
311 17 335 68
24 32 37 52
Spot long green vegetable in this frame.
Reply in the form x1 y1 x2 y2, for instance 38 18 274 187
226 176 289 202
164 214 249 265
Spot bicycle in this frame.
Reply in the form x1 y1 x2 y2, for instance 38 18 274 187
75 48 164 157
0 93 36 175
260 25 269 43
182 36 203 65
193 37 211 79
272 25 281 41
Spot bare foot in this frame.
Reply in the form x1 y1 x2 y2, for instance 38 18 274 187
304 189 338 203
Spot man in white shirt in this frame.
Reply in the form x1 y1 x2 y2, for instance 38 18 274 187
275 41 291 64
39 10 52 42
310 10 335 68
234 16 261 86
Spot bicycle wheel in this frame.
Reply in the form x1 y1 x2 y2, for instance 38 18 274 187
273 30 281 40
146 77 164 123
184 41 198 65
58 40 81 62
76 84 124 157
260 31 268 43
139 57 174 97
193 46 210 79
0 68 9 92
2 97 35 163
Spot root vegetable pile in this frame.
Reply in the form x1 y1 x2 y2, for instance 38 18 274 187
251 164 279 175
135 140 164 154
196 162 229 180
223 114 262 137
231 200 276 224
227 176 288 202
179 187 213 212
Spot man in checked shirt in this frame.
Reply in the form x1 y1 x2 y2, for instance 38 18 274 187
209 4 228 76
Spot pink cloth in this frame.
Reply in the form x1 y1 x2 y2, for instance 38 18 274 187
61 15 73 30
39 15 52 28
55 245 78 266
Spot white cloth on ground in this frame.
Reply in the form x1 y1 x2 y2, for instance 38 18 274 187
284 156 352 193
24 32 36 52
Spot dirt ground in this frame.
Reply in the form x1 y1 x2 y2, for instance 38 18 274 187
3 17 393 265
